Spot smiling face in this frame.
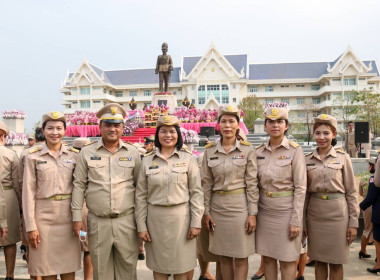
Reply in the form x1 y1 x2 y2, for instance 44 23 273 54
42 121 65 146
313 124 337 149
265 119 288 139
158 125 178 149
99 121 124 143
219 115 239 140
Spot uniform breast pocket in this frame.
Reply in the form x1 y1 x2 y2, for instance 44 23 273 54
146 168 161 190
116 160 134 180
172 166 188 186
87 160 107 181
61 163 75 180
273 160 292 178
207 159 222 174
327 163 343 180
232 159 247 176
306 165 317 182
36 163 53 181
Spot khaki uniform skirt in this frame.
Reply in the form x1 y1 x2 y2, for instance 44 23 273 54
209 192 255 258
307 196 349 264
362 206 373 242
146 202 196 274
197 222 219 262
29 199 81 276
256 195 301 262
4 189 21 246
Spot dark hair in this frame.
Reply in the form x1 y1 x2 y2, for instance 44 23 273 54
155 125 183 151
369 163 376 174
42 120 66 130
34 127 45 142
347 121 354 125
217 114 239 123
313 123 337 146
264 119 290 135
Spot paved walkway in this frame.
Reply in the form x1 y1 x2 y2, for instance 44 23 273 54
0 240 379 279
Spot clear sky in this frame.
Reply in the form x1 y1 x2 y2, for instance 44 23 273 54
0 0 379 132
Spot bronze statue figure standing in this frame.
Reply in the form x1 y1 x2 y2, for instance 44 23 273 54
155 42 173 92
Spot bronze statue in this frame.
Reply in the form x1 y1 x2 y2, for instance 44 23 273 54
155 42 173 92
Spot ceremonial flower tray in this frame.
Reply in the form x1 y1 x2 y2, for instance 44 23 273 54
6 132 28 146
2 110 27 119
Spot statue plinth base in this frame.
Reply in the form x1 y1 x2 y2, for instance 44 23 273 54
152 92 177 114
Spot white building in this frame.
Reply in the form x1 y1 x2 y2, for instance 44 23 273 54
61 44 380 128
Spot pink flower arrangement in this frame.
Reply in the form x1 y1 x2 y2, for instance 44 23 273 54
180 127 200 144
2 110 27 119
66 111 99 125
123 119 143 136
154 92 173 96
6 132 28 146
173 107 218 122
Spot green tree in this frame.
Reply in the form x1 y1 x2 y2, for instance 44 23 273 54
238 94 264 131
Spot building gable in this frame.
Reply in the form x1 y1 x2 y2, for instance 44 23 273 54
69 60 105 86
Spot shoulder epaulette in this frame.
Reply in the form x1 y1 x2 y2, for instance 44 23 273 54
182 147 193 155
256 143 264 149
305 152 313 157
240 140 251 146
84 141 96 146
144 151 155 157
29 146 42 154
289 140 299 148
204 142 214 149
336 148 345 154
69 146 79 153
63 142 69 146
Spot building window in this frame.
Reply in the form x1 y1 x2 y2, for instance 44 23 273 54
311 84 320 91
191 86 195 90
173 91 177 95
333 92 341 96
207 85 220 91
115 91 123 97
312 98 320 104
297 98 305 105
265 86 274 92
72 101 78 104
233 98 236 103
265 98 273 104
221 84 229 104
222 84 229 90
72 88 77 91
198 85 205 91
191 99 195 104
328 94 331 100
280 85 289 88
93 87 101 90
359 77 366 81
80 87 90 95
93 100 101 104
296 84 305 88
297 111 306 118
281 98 289 104
198 86 206 105
80 101 90 108
344 78 356 86
233 85 236 89
129 91 137 97
207 84 220 101
249 86 258 92
332 78 341 81
144 90 151 96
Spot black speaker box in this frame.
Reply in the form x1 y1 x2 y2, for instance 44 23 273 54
355 122 369 143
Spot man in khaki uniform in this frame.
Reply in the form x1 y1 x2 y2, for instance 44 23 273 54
72 103 141 280
344 121 358 158
0 122 9 245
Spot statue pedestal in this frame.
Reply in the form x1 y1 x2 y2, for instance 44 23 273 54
3 118 24 133
152 93 177 114
254 118 265 134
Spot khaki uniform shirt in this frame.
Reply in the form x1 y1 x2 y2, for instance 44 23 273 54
305 147 359 228
72 139 141 221
23 142 78 232
256 137 306 227
201 139 259 216
135 148 204 232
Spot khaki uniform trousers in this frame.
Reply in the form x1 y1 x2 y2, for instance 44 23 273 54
348 148 357 158
87 212 139 280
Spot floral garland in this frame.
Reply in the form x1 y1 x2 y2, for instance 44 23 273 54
6 132 28 146
180 127 200 144
123 119 143 136
2 110 27 119
144 104 169 113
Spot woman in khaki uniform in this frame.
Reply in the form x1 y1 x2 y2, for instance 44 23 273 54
358 159 375 259
135 115 204 280
23 112 81 280
202 105 259 280
304 114 358 280
255 103 306 280
0 121 21 280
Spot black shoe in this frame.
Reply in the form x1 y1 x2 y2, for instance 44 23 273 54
5 277 14 280
306 260 315 266
368 242 375 245
20 244 27 253
199 276 212 280
138 253 145 260
367 267 380 273
251 273 264 280
296 277 305 280
359 251 371 259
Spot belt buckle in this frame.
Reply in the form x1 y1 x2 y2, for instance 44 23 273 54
266 191 273 197
55 195 62 201
321 195 328 200
109 213 118 219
